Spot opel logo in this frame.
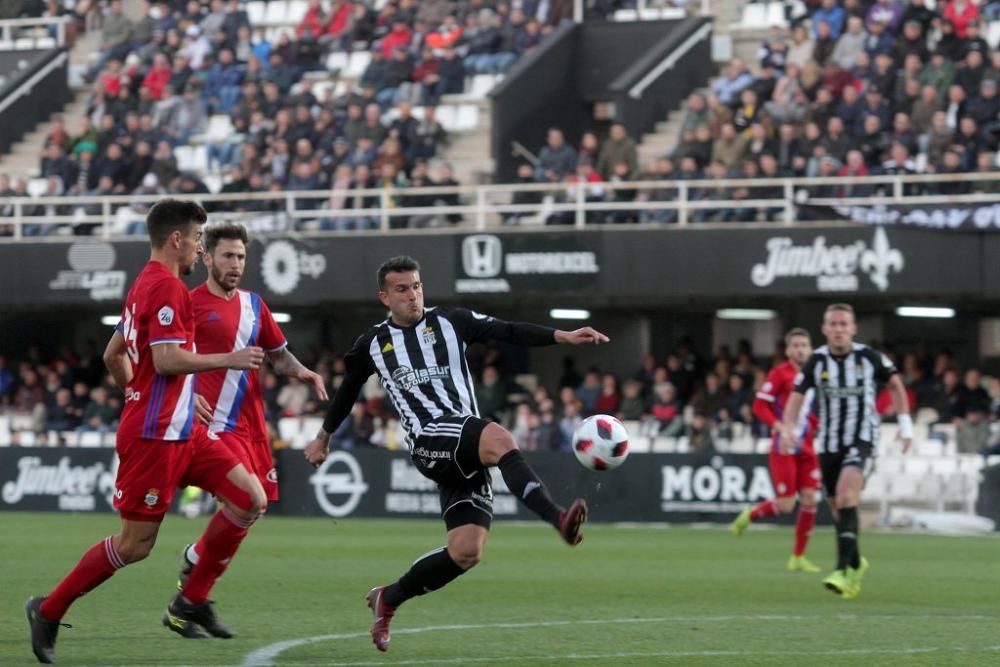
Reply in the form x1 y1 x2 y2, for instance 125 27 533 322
461 235 503 278
310 451 369 517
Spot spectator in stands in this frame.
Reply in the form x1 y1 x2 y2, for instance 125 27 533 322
832 15 867 70
45 387 81 432
618 379 646 421
954 368 992 452
712 58 754 107
945 0 980 39
786 24 815 69
814 0 846 40
535 128 577 182
711 122 747 172
77 386 117 433
87 0 133 81
650 382 684 437
596 123 638 179
475 366 509 423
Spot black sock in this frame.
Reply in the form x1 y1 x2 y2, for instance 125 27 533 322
497 449 562 526
836 506 860 571
383 547 466 608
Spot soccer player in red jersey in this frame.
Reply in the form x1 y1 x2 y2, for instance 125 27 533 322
173 223 327 609
729 328 823 573
26 200 268 664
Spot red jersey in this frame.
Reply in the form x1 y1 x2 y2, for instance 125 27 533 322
753 361 817 453
190 285 286 442
116 261 197 441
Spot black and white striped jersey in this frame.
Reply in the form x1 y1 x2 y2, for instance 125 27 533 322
793 343 898 454
322 307 557 448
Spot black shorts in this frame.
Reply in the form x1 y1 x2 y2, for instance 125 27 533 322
819 442 874 498
410 415 493 531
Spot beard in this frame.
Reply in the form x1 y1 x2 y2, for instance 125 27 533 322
211 264 240 290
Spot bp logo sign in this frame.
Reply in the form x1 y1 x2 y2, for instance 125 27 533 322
309 451 369 517
261 240 327 295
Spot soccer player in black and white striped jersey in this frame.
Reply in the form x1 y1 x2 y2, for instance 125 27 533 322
779 303 912 599
303 256 609 653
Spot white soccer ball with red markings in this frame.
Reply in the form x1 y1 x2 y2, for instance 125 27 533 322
572 414 630 471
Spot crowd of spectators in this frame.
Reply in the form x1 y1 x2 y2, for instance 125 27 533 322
517 0 1000 224
1 0 579 236
3 335 999 456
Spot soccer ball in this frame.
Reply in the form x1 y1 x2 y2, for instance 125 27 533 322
572 414 630 471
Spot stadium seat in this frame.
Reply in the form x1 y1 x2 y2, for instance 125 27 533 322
264 1 288 25
467 74 499 99
78 431 103 447
246 0 266 25
345 51 371 79
326 51 349 73
35 36 56 49
14 37 34 49
205 114 234 142
740 3 768 28
766 3 788 28
174 145 209 173
651 436 678 453
202 173 222 194
638 8 662 21
612 9 638 21
287 0 309 23
27 177 48 198
0 416 9 445
988 21 1000 50
660 7 685 19
453 104 480 132
0 40 13 50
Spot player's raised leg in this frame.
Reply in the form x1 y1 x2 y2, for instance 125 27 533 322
28 518 161 663
164 438 267 639
479 422 587 544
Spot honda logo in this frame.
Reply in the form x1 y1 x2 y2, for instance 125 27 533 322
461 235 503 278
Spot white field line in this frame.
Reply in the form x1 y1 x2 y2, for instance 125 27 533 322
239 614 999 667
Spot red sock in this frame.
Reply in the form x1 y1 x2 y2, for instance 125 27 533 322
749 499 779 521
794 505 817 557
181 507 252 605
41 536 125 620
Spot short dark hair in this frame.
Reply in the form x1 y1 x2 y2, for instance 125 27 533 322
146 198 207 248
377 255 420 290
204 223 249 255
785 327 811 345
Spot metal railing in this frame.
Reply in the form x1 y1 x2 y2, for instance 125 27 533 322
0 17 70 49
3 170 1000 239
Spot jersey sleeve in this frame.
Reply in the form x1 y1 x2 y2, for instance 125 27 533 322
871 349 899 383
793 355 818 394
147 278 191 346
442 307 556 346
256 298 288 352
752 367 783 426
321 331 376 435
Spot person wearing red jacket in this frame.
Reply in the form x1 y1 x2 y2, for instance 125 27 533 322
729 328 822 574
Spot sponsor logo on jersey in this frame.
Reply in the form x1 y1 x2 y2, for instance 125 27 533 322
381 342 394 353
125 387 141 402
391 365 451 391
266 468 278 483
412 446 452 460
158 306 174 326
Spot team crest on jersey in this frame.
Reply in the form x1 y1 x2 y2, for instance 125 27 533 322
382 341 394 353
421 326 437 345
158 306 174 325
144 488 160 507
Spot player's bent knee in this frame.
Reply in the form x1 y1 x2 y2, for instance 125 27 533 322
449 547 482 570
775 497 797 513
116 538 155 564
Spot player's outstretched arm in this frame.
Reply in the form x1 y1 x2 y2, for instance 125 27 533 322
103 330 133 390
305 368 369 467
554 327 610 345
152 343 264 375
269 348 329 401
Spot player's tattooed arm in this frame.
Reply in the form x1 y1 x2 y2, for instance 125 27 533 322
269 348 329 401
103 330 133 389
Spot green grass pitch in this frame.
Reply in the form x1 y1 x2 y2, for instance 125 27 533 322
1 512 998 666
